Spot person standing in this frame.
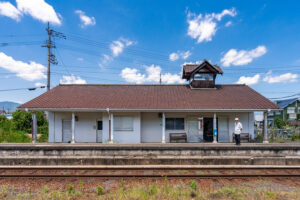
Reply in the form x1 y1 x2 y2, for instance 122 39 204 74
234 118 243 145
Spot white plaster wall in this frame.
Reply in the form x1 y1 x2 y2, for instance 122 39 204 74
49 112 103 143
48 111 254 143
141 112 162 143
112 112 141 143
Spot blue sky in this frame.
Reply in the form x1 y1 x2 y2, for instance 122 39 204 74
0 0 299 104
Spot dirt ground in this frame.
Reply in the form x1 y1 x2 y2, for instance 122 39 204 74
0 177 299 200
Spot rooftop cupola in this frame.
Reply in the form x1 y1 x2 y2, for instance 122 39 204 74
182 60 223 88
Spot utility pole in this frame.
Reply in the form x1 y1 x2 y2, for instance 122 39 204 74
42 22 66 91
159 73 162 85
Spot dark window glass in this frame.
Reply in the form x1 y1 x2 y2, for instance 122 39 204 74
97 121 102 130
166 118 184 130
166 118 175 130
175 118 184 130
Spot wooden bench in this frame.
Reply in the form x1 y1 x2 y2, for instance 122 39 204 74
170 133 187 143
232 133 250 142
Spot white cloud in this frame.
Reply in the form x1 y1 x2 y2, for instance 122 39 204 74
187 8 236 43
121 65 186 84
35 82 45 87
225 21 232 27
16 0 61 25
263 71 298 83
99 38 135 69
77 57 84 62
236 74 260 85
110 38 134 57
221 45 267 67
169 51 191 61
75 10 96 28
0 2 22 21
60 75 87 84
121 68 146 84
0 52 46 81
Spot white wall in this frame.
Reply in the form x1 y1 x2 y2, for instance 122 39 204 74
111 112 141 143
48 111 254 143
141 112 162 143
48 112 102 143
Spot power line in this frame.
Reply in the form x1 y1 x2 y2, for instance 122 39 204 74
269 92 300 100
0 86 45 92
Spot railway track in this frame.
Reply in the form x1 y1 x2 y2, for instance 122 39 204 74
0 165 299 178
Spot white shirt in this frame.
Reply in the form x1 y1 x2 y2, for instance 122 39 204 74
234 122 243 134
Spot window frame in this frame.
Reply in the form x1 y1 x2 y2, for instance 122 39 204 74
113 116 134 131
166 118 185 130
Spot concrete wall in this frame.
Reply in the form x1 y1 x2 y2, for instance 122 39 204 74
48 111 254 143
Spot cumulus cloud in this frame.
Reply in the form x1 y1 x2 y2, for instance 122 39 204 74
99 38 135 69
60 75 87 84
221 45 267 67
0 52 46 81
35 82 45 87
16 0 61 25
169 51 191 61
121 65 186 84
0 2 22 21
75 10 96 28
263 71 298 83
110 38 133 57
187 8 236 43
236 74 260 85
225 21 232 27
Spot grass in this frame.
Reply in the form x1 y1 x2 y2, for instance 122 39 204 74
0 180 299 200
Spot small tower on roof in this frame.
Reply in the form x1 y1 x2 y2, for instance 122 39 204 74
182 60 223 88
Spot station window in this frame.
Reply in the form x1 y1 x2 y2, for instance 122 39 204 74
194 73 213 81
114 116 134 131
166 118 184 130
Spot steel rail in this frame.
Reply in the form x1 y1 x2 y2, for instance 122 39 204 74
0 174 299 178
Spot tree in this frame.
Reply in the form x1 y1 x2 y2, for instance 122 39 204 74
274 117 285 129
12 111 48 133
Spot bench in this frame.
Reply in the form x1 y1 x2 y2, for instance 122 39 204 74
170 133 187 143
232 133 250 142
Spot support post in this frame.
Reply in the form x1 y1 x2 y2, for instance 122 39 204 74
108 113 114 144
110 113 114 143
263 111 269 143
213 113 217 143
162 113 166 143
71 112 75 143
32 113 37 143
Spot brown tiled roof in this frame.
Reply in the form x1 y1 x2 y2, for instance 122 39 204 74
183 64 223 74
19 84 280 111
182 60 223 79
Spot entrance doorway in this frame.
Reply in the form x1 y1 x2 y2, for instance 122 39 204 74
97 120 102 143
62 120 72 143
187 118 199 142
203 118 218 142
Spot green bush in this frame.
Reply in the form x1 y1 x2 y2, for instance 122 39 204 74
190 180 197 191
97 186 104 195
0 111 48 143
274 117 285 128
67 185 74 194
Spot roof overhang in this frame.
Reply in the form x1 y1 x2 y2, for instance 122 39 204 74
18 107 282 112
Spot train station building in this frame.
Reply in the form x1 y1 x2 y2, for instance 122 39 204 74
19 60 280 143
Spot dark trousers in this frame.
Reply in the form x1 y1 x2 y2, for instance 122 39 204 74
235 134 240 145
